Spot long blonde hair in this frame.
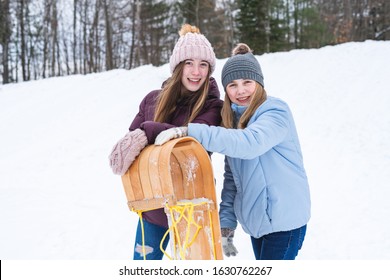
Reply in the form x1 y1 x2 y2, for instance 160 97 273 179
221 83 267 129
153 62 211 125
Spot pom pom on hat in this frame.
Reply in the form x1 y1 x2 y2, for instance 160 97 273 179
169 24 216 74
221 43 264 89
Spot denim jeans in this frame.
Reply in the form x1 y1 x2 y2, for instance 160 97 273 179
133 218 170 260
250 225 307 260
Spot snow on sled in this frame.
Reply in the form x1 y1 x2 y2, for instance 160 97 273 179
121 136 223 260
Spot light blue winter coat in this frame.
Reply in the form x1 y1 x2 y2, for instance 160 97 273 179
188 96 311 238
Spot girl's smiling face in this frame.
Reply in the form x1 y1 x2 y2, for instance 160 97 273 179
181 59 209 92
226 79 256 106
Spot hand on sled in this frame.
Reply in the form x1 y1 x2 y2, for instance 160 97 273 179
154 126 188 145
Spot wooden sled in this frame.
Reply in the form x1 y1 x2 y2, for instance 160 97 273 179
121 136 223 260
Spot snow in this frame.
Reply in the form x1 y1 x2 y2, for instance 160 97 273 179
1 40 390 261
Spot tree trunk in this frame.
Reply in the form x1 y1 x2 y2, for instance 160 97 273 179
103 0 113 70
0 0 11 83
73 0 78 74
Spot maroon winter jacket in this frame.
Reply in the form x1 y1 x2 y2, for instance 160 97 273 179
129 77 223 228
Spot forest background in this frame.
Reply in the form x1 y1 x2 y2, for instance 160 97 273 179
1 0 390 85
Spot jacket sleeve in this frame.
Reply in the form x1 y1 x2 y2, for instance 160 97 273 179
188 99 290 159
140 98 222 144
129 91 158 131
219 158 238 229
129 90 173 144
140 121 175 144
138 85 222 144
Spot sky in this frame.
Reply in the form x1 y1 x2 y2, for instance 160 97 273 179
1 40 390 265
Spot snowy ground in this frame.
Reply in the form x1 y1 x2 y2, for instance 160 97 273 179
1 40 390 262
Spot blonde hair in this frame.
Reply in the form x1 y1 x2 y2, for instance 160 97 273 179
154 62 211 125
221 83 267 129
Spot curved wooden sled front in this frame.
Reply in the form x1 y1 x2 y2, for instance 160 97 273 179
121 136 223 260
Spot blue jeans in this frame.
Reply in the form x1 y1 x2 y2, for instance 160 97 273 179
251 225 307 260
133 218 170 260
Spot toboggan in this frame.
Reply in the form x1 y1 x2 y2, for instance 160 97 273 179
121 136 223 260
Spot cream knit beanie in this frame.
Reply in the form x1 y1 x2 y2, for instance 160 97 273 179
169 24 216 74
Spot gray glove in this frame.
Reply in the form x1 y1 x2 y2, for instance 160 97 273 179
221 228 238 257
154 126 188 145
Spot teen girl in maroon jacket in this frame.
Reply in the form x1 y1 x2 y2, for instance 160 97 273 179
128 24 222 260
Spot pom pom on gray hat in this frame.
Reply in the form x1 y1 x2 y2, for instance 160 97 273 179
221 43 264 89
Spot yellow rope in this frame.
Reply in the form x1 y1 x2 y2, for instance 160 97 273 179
208 207 217 259
160 200 216 260
133 200 216 260
132 209 147 260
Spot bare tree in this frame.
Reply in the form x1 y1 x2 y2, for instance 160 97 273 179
218 0 237 57
0 0 11 83
17 0 28 80
89 0 101 72
103 0 114 70
1 0 389 85
73 0 78 74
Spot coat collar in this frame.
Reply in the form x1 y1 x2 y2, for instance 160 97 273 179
231 103 248 116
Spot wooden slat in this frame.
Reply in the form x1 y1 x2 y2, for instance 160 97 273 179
121 169 135 202
135 145 153 200
129 155 142 200
183 149 204 198
172 149 195 200
128 195 176 211
192 145 217 201
148 144 163 199
170 153 184 200
157 139 176 197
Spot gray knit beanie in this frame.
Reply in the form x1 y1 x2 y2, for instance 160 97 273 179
221 43 264 89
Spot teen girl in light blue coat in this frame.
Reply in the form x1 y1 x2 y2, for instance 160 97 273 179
155 43 311 260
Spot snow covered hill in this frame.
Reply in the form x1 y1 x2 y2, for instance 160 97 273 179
1 40 390 260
